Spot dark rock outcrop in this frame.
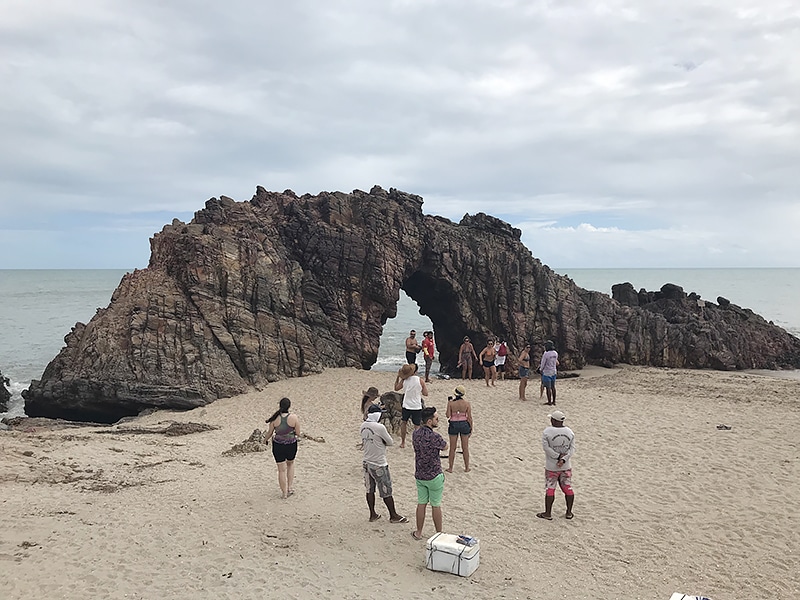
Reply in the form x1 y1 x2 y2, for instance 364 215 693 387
0 370 10 412
23 186 800 422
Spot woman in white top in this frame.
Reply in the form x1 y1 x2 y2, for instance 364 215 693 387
394 363 428 448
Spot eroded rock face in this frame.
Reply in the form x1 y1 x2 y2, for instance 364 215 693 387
23 186 800 422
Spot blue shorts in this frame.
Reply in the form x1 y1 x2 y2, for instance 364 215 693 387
519 366 530 378
541 374 557 387
448 420 471 436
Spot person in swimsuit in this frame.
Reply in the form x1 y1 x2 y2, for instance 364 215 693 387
445 385 473 473
457 336 478 380
478 339 497 387
265 397 301 499
518 344 531 401
421 331 435 383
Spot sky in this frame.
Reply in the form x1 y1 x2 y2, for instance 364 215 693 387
1 0 799 270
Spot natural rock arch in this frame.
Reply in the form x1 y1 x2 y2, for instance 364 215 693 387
23 186 800 423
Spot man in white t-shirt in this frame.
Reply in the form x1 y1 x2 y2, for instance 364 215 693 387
360 405 408 523
536 410 575 521
394 363 429 448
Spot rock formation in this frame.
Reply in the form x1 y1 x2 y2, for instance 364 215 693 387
23 186 800 423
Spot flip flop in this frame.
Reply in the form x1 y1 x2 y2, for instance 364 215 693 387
411 530 423 540
536 512 553 520
369 514 382 522
565 513 574 520
390 516 408 524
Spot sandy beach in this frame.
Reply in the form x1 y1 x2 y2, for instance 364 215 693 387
1 365 798 600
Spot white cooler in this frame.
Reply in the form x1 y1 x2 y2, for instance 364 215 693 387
425 533 480 577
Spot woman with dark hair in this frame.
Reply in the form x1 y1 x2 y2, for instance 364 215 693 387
445 385 473 473
266 397 301 498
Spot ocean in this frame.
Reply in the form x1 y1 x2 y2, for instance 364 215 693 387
2 268 799 417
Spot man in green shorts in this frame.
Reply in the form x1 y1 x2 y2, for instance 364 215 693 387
411 407 447 540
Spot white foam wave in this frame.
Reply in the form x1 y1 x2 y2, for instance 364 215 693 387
1 379 28 419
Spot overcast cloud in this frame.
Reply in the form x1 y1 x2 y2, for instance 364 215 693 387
1 0 798 269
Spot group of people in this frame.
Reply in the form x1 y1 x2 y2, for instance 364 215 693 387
259 335 574 540
363 371 474 540
518 339 560 405
404 329 436 383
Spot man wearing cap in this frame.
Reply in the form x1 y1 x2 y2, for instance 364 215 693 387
360 404 408 524
536 410 575 520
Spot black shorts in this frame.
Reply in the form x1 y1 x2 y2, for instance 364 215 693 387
448 421 472 436
406 351 418 364
496 363 505 372
272 441 298 463
402 408 423 425
482 360 494 368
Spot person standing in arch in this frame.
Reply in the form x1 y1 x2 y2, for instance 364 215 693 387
422 331 436 383
457 336 479 380
405 330 422 365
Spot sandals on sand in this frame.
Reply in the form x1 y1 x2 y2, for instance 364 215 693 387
536 512 553 520
411 530 423 540
390 516 408 524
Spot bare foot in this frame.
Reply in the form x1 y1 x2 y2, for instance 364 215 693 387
445 468 453 473
465 468 471 472
399 442 405 448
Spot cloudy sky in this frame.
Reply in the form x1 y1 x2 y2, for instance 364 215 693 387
1 0 798 270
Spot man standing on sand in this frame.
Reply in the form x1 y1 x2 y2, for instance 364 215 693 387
536 410 575 521
494 339 508 381
360 405 408 524
540 340 559 405
411 407 447 540
405 330 422 364
422 331 436 383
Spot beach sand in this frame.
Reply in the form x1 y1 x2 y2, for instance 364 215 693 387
1 365 798 600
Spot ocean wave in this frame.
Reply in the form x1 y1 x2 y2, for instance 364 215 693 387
1 379 28 419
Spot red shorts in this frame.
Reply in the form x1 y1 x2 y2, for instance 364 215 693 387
545 469 573 496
